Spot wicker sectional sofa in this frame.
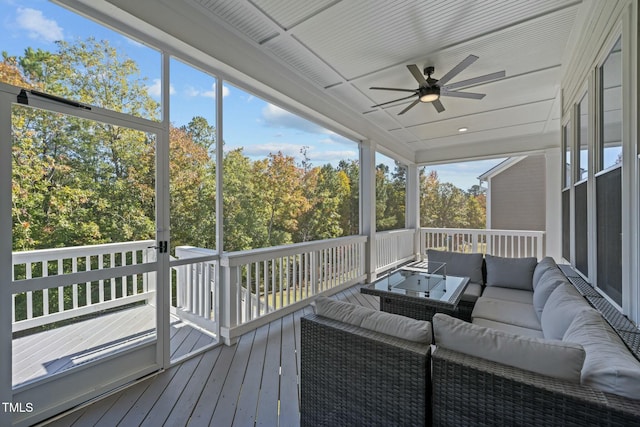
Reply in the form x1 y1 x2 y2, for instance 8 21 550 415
301 253 640 426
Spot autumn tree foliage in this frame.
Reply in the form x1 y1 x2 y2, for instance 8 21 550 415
5 38 485 258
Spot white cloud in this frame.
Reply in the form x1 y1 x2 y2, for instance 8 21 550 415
239 143 357 165
261 104 326 134
15 7 63 43
146 79 175 98
185 83 229 99
242 142 302 159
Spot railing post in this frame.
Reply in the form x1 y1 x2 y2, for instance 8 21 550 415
219 257 238 346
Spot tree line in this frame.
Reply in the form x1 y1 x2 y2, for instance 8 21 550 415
3 38 486 256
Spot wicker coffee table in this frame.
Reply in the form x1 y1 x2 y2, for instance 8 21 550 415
361 261 470 321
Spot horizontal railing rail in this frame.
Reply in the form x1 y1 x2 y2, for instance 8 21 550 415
375 229 416 273
420 227 545 259
221 235 367 337
12 240 156 332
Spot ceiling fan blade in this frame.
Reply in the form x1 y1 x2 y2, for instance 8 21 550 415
371 93 417 108
432 99 445 113
407 64 429 87
443 70 506 90
441 90 485 100
370 86 418 93
437 54 479 86
398 99 420 115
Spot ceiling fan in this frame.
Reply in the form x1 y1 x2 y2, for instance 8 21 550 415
370 54 505 114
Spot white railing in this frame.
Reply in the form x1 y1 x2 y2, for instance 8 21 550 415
12 240 156 332
420 228 545 259
222 235 367 333
171 247 219 332
375 229 416 273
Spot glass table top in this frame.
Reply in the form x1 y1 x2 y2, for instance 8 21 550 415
369 261 469 305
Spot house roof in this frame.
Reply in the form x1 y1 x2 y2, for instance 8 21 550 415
478 156 527 181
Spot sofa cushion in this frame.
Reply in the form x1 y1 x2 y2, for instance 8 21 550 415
541 284 591 340
426 249 484 284
433 313 585 382
563 309 640 399
532 269 567 320
485 255 537 290
532 256 558 290
481 286 533 304
314 296 432 343
473 318 544 338
460 282 483 303
472 297 541 331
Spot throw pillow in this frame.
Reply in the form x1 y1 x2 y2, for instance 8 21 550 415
532 256 557 290
426 249 484 284
532 269 568 320
540 284 591 340
485 254 537 290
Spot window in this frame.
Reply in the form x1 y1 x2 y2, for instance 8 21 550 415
577 93 589 181
375 153 406 231
600 37 622 171
563 122 572 188
562 121 572 262
575 93 588 276
596 37 622 304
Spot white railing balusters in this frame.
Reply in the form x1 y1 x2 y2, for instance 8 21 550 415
12 240 155 332
420 228 545 259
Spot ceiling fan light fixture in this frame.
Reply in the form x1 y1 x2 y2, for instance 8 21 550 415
418 86 440 103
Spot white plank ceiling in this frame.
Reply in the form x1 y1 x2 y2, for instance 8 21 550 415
109 0 585 164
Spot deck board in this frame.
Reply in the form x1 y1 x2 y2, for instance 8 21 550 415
186 342 239 426
44 284 377 427
254 320 282 427
13 305 215 388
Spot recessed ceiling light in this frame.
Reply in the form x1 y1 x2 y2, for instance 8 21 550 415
458 127 468 132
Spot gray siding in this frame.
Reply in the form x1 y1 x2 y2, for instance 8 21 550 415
490 155 545 231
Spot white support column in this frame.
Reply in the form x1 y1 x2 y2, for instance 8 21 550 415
545 147 562 260
216 78 228 342
0 88 13 425
360 140 377 282
157 52 171 369
406 164 421 259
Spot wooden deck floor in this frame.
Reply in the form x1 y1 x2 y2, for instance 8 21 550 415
14 304 216 387
42 285 378 427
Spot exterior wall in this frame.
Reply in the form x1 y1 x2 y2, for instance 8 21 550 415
488 155 546 231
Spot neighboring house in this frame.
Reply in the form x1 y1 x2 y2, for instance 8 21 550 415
479 155 546 231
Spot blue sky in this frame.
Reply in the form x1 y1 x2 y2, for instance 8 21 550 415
0 0 501 190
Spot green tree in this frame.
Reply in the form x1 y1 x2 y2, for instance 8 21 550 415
11 39 159 250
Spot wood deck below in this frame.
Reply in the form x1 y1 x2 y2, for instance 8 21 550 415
41 285 378 427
